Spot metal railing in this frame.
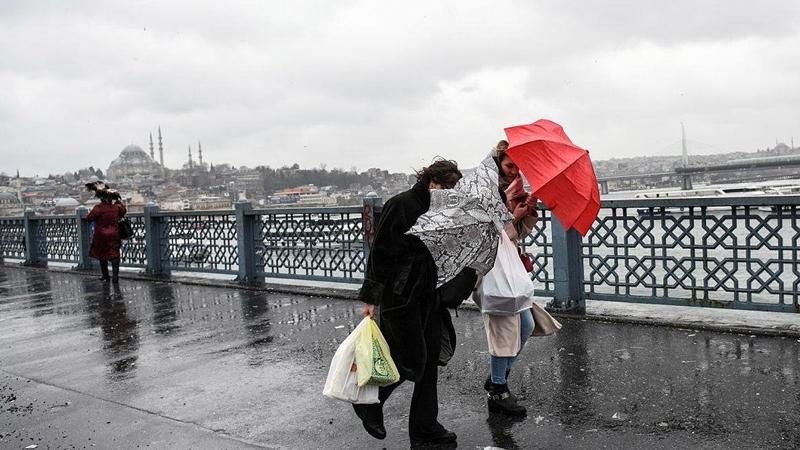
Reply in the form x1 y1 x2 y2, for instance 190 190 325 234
253 206 367 283
583 196 800 312
1 195 799 312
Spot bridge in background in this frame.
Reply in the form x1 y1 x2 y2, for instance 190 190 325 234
598 155 800 194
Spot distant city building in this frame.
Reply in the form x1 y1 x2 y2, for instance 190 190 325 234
190 195 232 210
268 184 336 206
232 167 263 199
52 197 80 214
0 191 22 215
106 145 163 182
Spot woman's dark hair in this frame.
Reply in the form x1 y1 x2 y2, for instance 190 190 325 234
496 148 509 163
495 140 510 161
415 158 462 188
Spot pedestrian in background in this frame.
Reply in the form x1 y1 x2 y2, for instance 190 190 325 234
86 182 127 283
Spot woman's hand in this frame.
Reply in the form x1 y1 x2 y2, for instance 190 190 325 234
525 195 539 218
362 303 375 318
512 203 529 221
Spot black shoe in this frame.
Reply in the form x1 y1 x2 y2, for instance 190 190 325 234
410 429 457 447
111 276 119 284
99 276 110 282
487 383 526 416
352 403 385 440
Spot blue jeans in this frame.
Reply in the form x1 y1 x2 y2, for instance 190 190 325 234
490 308 534 384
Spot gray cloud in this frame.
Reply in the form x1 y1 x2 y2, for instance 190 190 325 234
1 0 799 176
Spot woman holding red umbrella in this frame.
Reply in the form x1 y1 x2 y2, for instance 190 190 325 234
471 141 542 416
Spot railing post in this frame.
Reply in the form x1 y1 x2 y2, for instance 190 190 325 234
681 174 693 191
75 207 97 270
362 193 382 263
235 200 263 284
22 209 47 267
548 215 585 314
599 180 609 196
144 203 170 276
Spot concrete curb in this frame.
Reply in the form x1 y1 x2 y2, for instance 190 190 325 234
5 264 800 338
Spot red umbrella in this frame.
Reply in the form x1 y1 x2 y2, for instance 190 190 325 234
504 119 600 235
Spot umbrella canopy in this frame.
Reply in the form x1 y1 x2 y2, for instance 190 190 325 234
408 153 512 287
504 119 600 235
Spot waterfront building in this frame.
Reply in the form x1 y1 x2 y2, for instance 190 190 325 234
268 184 336 206
190 195 232 210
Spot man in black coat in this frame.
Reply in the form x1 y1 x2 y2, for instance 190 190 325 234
354 159 477 447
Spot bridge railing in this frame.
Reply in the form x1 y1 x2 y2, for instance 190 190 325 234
1 195 798 312
583 196 800 312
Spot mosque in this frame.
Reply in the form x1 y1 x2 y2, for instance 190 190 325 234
105 127 213 189
106 127 166 182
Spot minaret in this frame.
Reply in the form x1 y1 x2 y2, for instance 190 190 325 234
158 126 164 167
188 145 194 170
681 122 689 167
198 141 203 167
149 133 155 159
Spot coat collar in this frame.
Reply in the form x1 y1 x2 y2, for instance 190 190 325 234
411 181 430 207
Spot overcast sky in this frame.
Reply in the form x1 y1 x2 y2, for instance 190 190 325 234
2 1 799 176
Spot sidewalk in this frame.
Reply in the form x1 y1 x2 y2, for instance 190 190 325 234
1 265 799 449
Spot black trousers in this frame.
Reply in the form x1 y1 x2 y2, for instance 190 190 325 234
99 258 120 279
378 306 444 439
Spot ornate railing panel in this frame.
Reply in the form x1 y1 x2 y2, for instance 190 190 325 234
120 214 147 268
584 197 800 311
3 195 799 312
519 208 555 295
0 217 25 260
39 216 80 263
160 212 238 273
254 207 365 283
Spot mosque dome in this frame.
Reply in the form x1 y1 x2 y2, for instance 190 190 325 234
107 144 163 181
121 145 148 157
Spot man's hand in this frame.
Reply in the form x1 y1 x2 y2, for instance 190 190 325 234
362 303 375 318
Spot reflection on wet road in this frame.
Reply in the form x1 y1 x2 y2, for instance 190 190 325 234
1 267 798 449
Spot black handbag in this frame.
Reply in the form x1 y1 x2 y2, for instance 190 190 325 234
437 267 478 309
118 217 134 240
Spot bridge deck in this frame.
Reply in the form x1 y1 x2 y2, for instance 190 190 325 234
1 266 798 449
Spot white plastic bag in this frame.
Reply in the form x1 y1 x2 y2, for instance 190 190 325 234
322 317 379 404
480 230 535 315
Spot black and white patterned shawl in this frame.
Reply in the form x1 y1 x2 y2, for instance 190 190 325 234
407 153 513 287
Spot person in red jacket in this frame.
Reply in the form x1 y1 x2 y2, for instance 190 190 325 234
86 186 127 282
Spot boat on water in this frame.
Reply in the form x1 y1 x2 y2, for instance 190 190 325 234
632 180 800 215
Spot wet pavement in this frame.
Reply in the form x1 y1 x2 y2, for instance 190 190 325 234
0 266 799 450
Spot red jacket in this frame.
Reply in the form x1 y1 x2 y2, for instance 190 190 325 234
87 202 127 261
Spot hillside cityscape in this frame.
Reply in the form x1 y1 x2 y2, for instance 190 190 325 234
1 129 798 217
